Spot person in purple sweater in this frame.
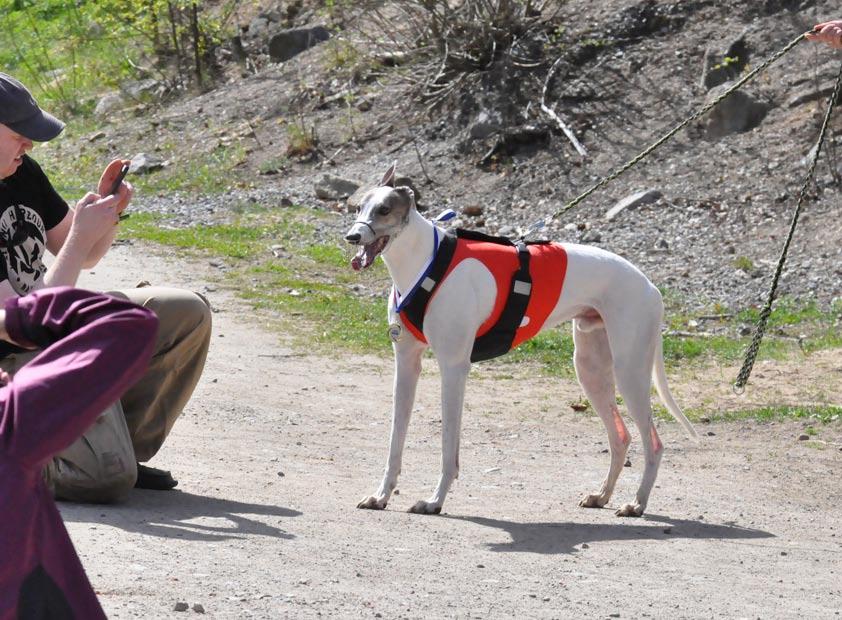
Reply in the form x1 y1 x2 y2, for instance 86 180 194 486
0 287 158 619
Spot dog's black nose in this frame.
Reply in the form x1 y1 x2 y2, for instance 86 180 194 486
345 232 361 243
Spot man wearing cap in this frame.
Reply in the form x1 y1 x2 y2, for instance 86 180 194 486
0 72 212 502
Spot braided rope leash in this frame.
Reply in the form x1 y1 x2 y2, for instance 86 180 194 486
545 32 809 223
733 58 842 392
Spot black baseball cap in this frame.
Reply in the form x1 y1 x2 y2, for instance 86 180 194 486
0 72 65 142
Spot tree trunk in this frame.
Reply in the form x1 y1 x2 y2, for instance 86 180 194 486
190 2 202 89
167 0 184 88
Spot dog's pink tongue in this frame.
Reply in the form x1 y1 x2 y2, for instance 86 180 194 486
351 248 365 271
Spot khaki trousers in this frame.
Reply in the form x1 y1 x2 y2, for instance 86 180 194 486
0 286 211 503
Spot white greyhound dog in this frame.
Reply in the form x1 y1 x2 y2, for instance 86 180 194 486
344 163 697 517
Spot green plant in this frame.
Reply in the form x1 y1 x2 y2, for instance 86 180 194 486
713 55 740 71
259 156 288 175
285 120 318 158
733 255 754 272
324 38 362 71
0 0 236 116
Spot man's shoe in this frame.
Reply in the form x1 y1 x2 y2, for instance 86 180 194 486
135 464 178 490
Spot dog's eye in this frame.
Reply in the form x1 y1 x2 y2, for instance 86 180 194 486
377 206 391 216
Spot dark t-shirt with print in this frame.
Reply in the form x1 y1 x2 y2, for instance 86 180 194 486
0 154 68 295
0 155 69 358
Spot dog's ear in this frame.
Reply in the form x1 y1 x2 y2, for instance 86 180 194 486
380 161 397 187
394 185 416 210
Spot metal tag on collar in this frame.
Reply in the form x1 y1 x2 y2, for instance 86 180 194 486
388 322 403 342
520 218 546 240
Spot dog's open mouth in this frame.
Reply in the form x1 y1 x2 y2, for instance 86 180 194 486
351 236 390 271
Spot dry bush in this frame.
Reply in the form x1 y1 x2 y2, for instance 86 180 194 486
348 0 564 111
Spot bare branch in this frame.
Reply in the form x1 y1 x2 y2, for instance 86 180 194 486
540 53 588 157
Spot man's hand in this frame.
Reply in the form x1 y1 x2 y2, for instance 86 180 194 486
97 158 133 215
69 192 121 249
806 20 842 50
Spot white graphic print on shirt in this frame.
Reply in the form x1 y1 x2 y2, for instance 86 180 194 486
0 204 47 295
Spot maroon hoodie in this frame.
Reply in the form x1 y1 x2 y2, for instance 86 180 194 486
0 287 158 620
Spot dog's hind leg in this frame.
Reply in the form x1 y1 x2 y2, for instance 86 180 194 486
408 357 471 515
573 319 631 509
605 307 664 518
358 337 426 510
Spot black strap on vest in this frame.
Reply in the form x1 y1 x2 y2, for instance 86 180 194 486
470 238 531 362
400 229 545 362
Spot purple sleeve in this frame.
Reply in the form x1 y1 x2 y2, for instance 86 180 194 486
0 287 158 470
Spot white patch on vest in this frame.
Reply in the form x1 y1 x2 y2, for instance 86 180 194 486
421 276 436 291
520 316 530 327
513 280 531 295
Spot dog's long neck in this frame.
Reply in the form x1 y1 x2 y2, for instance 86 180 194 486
382 209 438 295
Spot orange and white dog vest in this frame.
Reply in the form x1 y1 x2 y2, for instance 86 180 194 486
396 229 568 362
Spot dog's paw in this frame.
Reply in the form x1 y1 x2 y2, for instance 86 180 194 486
408 500 442 515
357 495 388 510
579 494 609 509
615 503 644 517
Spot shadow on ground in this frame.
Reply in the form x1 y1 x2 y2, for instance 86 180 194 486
59 490 301 541
441 512 774 554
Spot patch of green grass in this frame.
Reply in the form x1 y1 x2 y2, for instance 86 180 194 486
304 243 348 269
655 404 842 424
662 333 791 365
135 142 249 195
242 273 389 351
501 329 576 375
121 211 307 259
119 205 390 352
733 255 754 272
655 294 842 370
727 405 842 424
34 132 250 199
30 120 103 198
495 322 798 376
118 208 842 369
736 297 827 327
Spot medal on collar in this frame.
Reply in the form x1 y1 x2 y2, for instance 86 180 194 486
388 322 403 343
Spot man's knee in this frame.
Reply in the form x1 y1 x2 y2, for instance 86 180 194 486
158 290 212 355
112 286 212 349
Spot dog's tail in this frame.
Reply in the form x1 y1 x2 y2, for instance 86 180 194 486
652 337 699 441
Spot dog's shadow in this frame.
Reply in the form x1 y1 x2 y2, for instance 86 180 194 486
441 512 773 554
59 490 301 542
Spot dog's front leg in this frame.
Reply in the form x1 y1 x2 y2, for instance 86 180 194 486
408 357 470 515
358 337 425 510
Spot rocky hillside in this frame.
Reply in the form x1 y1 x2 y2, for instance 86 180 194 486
51 0 842 311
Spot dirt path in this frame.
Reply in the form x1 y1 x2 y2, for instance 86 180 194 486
62 242 842 619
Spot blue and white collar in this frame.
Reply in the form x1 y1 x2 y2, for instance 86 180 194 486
392 209 456 312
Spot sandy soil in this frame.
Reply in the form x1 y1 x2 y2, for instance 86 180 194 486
60 241 842 619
